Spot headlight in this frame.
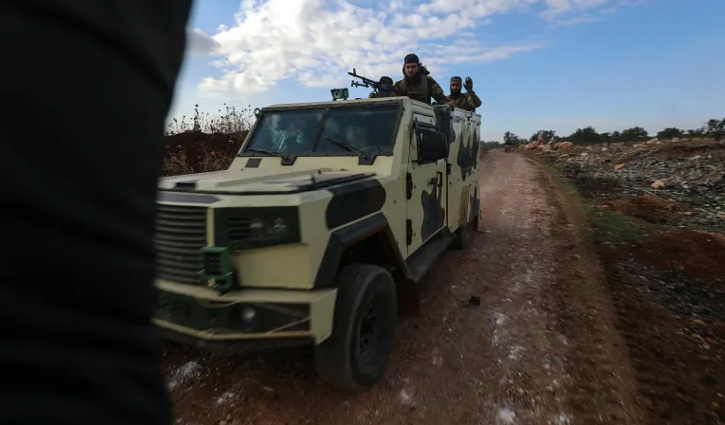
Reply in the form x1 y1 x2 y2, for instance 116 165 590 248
270 217 289 236
213 206 301 250
247 216 290 240
249 218 264 231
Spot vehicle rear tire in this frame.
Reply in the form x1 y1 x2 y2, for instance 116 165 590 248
314 263 397 393
453 219 474 249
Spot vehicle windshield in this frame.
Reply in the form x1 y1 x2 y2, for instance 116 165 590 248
241 104 400 156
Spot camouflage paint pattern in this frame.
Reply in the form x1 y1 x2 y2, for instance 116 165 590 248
446 109 482 234
404 105 447 254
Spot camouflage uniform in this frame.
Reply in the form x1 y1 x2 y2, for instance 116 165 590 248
393 53 447 105
446 76 482 112
446 91 482 112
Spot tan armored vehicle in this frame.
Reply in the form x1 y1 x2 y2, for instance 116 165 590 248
154 93 482 392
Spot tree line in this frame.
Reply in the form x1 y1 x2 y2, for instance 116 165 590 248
482 118 724 148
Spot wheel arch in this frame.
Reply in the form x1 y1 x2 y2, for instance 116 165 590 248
313 213 420 316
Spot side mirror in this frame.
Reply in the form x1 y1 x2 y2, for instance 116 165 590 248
416 127 449 163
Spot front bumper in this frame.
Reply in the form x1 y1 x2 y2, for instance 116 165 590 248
153 280 337 347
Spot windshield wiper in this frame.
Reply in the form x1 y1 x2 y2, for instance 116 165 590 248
246 148 284 157
325 137 362 154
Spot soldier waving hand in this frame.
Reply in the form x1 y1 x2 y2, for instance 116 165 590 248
446 75 482 112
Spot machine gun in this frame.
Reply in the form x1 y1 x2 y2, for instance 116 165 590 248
348 68 394 95
348 68 377 89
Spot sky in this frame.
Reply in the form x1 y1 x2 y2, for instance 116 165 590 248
168 0 725 142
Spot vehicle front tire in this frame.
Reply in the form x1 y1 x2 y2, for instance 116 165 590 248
314 263 397 393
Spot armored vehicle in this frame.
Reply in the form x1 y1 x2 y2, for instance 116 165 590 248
154 94 482 392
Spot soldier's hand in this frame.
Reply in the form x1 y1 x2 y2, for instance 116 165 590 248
464 76 473 92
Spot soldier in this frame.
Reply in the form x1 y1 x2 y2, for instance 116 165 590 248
368 76 396 98
393 53 447 105
446 76 482 112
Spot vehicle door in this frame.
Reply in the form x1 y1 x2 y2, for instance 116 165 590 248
406 113 448 256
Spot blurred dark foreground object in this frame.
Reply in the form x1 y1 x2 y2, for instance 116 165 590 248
0 1 193 424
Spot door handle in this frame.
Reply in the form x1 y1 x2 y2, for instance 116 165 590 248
437 171 443 187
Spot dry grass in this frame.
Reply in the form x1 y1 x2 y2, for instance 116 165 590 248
163 104 254 176
165 103 254 139
162 149 195 176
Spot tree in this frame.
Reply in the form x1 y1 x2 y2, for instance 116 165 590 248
706 118 725 141
657 127 683 140
599 132 612 145
610 131 622 143
529 130 556 143
481 141 503 149
568 126 601 145
620 126 649 143
687 127 706 138
504 131 522 144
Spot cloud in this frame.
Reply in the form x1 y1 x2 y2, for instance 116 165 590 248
550 13 600 26
539 0 608 20
185 28 220 56
196 0 619 97
417 0 540 18
539 0 639 24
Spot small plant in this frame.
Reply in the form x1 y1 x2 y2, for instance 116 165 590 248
164 103 255 138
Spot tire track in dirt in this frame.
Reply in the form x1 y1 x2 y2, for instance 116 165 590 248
161 151 644 425
526 156 646 424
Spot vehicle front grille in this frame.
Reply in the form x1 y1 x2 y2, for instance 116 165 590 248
154 204 208 285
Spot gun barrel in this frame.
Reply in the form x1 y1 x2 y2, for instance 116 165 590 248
347 68 382 91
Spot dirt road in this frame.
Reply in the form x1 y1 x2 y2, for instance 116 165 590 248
162 151 645 425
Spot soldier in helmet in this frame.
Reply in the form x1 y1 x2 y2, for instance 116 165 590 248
368 76 396 98
445 76 482 112
393 53 447 105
